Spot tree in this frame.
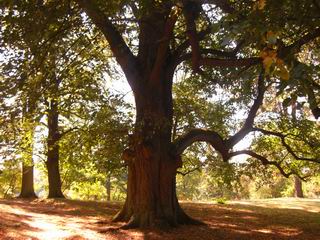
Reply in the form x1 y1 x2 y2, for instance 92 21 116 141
73 0 320 228
1 0 320 229
18 101 38 198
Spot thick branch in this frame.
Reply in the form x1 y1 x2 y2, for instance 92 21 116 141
150 8 179 83
183 2 259 70
173 129 228 160
183 2 202 72
225 72 265 148
172 26 212 67
253 128 320 164
199 57 260 68
279 28 320 57
202 40 245 58
76 0 140 89
304 83 320 119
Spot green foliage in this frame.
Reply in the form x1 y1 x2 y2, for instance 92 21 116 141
215 197 228 204
0 159 21 198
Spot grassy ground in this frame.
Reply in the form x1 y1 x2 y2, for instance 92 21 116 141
0 198 319 240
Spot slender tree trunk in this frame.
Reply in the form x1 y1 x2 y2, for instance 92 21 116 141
19 100 37 198
46 97 64 198
291 102 303 198
294 176 304 198
106 174 111 201
19 164 37 198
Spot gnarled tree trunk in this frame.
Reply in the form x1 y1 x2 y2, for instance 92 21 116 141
113 70 197 229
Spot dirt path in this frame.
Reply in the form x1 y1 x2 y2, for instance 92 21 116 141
0 198 319 240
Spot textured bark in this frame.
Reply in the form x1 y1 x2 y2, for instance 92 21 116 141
294 176 304 198
46 97 64 198
19 164 37 198
113 69 200 229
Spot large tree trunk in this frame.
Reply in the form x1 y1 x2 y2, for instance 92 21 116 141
46 97 64 198
294 175 304 198
19 164 37 198
113 71 198 229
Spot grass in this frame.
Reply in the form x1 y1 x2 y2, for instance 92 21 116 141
0 198 319 240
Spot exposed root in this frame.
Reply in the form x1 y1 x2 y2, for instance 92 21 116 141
112 203 131 223
119 216 139 229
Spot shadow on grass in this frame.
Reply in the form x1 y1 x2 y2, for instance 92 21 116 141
0 198 319 240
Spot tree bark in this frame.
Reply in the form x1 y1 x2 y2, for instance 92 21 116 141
46 97 64 198
106 174 111 201
294 175 304 198
112 69 200 229
19 164 37 198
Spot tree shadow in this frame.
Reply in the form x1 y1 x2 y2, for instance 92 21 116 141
0 204 42 239
0 198 319 240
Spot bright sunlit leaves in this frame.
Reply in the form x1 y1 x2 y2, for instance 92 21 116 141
259 31 290 80
276 59 290 81
254 0 267 11
260 48 277 73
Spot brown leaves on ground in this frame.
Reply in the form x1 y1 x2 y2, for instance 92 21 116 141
0 198 319 240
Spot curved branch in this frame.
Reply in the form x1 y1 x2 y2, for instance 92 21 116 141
226 72 265 148
76 0 140 89
183 2 260 70
173 129 228 160
183 1 202 72
229 150 307 180
252 127 320 164
199 57 260 68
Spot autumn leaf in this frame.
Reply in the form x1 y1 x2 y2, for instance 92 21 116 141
260 49 277 73
266 31 277 44
275 59 290 80
254 0 267 10
258 0 267 10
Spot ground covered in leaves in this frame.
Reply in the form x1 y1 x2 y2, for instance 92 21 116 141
0 198 319 240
